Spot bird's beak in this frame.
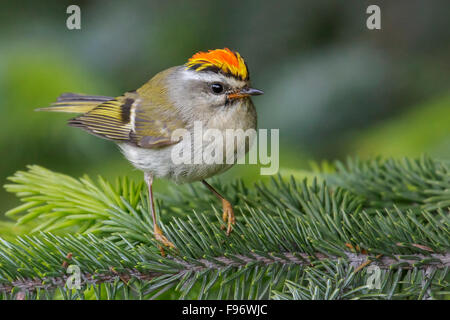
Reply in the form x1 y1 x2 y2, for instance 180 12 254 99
228 87 264 100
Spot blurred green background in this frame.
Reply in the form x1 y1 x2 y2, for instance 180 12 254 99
1 0 449 216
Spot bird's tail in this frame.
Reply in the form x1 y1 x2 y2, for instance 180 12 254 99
36 93 113 113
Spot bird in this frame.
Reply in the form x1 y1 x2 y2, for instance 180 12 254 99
37 48 263 254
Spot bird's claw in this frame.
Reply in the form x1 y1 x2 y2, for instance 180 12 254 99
221 199 235 236
154 225 176 256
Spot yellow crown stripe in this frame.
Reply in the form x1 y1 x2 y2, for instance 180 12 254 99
186 48 248 80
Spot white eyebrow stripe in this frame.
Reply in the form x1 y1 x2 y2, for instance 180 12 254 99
181 68 247 87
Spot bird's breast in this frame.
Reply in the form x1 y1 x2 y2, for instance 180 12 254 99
205 99 257 155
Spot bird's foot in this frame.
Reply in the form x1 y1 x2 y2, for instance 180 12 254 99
154 224 176 256
220 199 235 236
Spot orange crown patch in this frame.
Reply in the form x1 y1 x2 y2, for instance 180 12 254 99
185 48 249 81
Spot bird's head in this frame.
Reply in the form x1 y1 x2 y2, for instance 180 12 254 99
156 48 263 118
185 48 263 103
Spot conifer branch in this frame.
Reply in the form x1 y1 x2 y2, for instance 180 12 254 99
1 156 449 300
1 251 448 295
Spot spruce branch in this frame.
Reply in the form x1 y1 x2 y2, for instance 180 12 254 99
328 155 450 213
4 165 144 234
1 245 448 295
1 156 449 300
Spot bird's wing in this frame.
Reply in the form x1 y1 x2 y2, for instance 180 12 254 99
68 90 186 148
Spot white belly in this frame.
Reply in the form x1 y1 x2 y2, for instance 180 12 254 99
119 139 234 183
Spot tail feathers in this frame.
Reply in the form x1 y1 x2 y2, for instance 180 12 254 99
36 93 114 113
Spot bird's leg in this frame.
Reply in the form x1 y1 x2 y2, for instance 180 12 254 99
145 173 175 255
201 180 235 235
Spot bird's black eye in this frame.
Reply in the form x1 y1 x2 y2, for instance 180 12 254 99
210 83 224 94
